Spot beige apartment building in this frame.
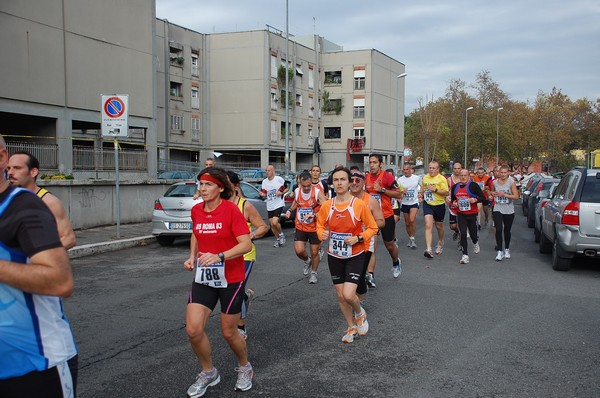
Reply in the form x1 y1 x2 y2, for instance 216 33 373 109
0 1 405 177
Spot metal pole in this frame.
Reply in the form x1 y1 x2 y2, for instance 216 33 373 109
284 0 289 175
394 73 407 174
464 106 473 167
114 139 121 239
496 107 503 164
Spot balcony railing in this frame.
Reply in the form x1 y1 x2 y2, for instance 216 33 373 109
73 146 147 171
6 142 59 169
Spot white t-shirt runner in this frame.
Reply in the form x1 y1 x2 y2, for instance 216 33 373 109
398 174 421 206
261 175 286 211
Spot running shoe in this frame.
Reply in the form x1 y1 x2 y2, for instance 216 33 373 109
459 255 469 264
279 233 286 245
392 262 402 278
187 368 220 398
435 244 444 255
406 240 412 247
504 249 511 259
273 240 281 248
238 326 248 340
424 249 434 258
452 231 459 241
365 273 376 288
303 258 311 276
355 309 369 336
473 243 480 254
342 326 358 343
309 272 318 284
408 238 417 249
234 363 254 392
495 250 504 261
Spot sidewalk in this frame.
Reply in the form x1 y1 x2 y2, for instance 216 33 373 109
68 222 156 259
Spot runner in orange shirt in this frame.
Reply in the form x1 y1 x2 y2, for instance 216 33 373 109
473 167 492 229
317 167 378 343
364 154 403 284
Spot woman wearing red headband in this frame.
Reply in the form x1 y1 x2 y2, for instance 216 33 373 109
183 167 253 397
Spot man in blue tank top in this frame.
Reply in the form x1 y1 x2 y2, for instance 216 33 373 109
0 135 78 397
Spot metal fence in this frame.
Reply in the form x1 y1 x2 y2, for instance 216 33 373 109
5 142 59 169
73 146 147 171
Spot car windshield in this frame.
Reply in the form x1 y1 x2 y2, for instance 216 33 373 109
581 174 600 202
164 184 197 197
240 182 261 199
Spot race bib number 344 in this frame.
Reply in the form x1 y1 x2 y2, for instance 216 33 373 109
329 232 352 258
195 259 228 288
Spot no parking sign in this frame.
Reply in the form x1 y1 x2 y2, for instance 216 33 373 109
101 94 129 137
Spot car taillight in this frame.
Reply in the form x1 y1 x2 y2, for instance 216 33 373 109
154 200 164 211
541 201 549 208
562 201 579 225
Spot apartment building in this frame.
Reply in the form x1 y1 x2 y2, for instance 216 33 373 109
0 1 406 176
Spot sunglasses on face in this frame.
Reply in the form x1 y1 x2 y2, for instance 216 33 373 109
350 178 363 183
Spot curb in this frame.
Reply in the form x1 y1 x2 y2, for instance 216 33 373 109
68 236 156 259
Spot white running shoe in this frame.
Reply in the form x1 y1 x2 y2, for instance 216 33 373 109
234 363 254 392
187 368 220 398
495 251 504 261
309 272 318 284
392 262 402 278
473 243 480 254
355 308 369 336
504 249 511 259
319 248 324 260
303 258 311 275
435 244 444 255
460 254 469 264
342 326 358 343
279 233 286 245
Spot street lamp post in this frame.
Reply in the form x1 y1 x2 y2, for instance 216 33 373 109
395 73 407 173
464 106 474 167
496 107 504 165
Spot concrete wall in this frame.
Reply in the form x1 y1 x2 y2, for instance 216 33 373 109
38 180 173 230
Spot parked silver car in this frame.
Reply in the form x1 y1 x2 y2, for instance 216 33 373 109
539 167 600 271
152 181 270 246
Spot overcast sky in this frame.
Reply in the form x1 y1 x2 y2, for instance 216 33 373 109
156 0 600 113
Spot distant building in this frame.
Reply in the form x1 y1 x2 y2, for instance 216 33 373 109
0 1 405 177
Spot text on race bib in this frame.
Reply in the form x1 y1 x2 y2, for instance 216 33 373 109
195 258 228 288
328 232 352 258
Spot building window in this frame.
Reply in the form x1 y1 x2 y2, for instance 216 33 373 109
324 70 342 85
354 69 366 90
324 127 341 139
271 54 278 78
308 96 314 118
191 87 199 109
353 128 365 139
296 123 301 136
169 43 184 67
170 115 184 131
191 117 200 142
271 88 278 110
191 54 199 77
353 98 365 119
308 66 314 89
296 93 302 107
170 82 182 98
270 120 277 142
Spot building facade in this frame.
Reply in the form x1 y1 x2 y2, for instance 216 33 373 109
0 1 405 177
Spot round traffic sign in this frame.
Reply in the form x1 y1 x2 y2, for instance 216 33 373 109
104 97 125 118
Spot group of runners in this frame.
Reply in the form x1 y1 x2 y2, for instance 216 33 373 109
161 158 521 398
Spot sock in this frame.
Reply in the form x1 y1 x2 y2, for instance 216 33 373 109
237 325 246 331
393 260 399 266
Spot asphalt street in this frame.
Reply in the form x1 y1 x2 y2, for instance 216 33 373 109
65 212 600 398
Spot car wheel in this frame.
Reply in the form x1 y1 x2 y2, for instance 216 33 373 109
527 212 535 228
552 239 571 271
156 235 176 247
534 223 540 243
539 230 552 254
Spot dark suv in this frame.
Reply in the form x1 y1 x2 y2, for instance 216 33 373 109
539 167 600 271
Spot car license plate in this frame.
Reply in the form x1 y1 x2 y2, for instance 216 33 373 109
169 222 192 230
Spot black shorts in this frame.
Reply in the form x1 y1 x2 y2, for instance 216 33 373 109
423 202 446 222
449 213 457 224
393 207 401 216
294 229 321 245
380 216 396 242
0 356 78 398
356 251 372 295
328 253 365 285
401 203 419 214
267 206 284 219
189 281 245 314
